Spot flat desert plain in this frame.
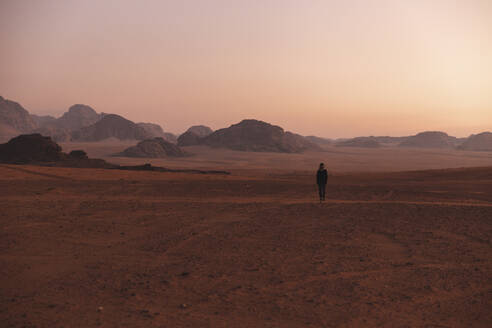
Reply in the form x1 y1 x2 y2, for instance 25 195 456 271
60 141 492 173
1 145 492 327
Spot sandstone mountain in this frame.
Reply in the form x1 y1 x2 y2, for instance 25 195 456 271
336 137 381 148
116 137 186 157
177 125 214 146
0 96 38 141
163 132 178 144
177 131 202 146
137 123 177 143
305 136 332 145
198 119 320 153
458 132 492 151
371 136 409 145
398 131 458 148
71 114 153 141
56 104 102 131
32 126 72 142
29 104 102 142
31 114 56 126
186 125 213 137
137 122 165 137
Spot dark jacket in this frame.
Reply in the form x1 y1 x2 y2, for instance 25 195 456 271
316 169 327 185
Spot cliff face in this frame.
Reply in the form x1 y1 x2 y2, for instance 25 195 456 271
56 104 102 131
0 96 38 140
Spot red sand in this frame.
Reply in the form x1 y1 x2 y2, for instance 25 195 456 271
1 164 491 327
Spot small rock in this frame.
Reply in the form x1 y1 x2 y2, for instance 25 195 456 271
97 306 104 312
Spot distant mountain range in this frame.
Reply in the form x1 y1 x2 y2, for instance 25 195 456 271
1 95 491 152
0 96 176 143
329 131 480 150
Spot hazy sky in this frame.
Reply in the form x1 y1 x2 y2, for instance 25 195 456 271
1 0 491 137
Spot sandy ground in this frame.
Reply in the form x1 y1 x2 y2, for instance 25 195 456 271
1 163 491 327
59 141 492 173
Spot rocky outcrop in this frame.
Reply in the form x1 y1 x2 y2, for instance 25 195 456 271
68 150 89 159
199 119 320 153
0 134 65 163
56 104 101 131
177 131 202 146
32 126 72 142
137 122 165 137
0 134 226 174
177 125 213 146
31 114 56 126
398 131 457 148
137 122 177 143
0 96 38 140
305 136 332 145
116 137 187 157
0 134 112 168
458 132 492 151
162 132 177 144
71 114 153 141
29 104 101 141
335 137 381 148
186 125 213 138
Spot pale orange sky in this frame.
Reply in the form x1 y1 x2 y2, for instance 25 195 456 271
0 0 491 137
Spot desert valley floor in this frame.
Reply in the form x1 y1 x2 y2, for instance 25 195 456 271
1 144 492 327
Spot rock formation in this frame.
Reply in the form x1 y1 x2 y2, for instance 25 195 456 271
458 132 492 151
56 104 102 131
31 114 57 126
186 125 213 137
0 134 65 163
199 119 320 153
335 137 381 148
0 96 38 141
116 137 187 158
177 125 214 146
177 131 202 146
137 122 177 143
305 136 332 145
71 114 153 141
398 131 457 148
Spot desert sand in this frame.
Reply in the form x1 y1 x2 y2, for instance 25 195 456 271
60 141 492 173
1 155 491 327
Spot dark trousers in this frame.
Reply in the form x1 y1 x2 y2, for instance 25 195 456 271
317 183 326 200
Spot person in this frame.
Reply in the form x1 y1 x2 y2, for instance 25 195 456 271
316 162 328 202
